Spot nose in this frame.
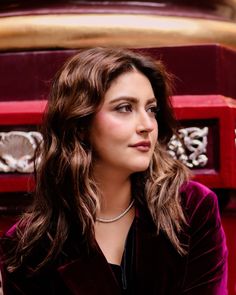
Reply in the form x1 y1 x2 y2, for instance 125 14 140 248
136 110 156 134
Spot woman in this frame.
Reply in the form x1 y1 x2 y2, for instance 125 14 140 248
0 48 227 294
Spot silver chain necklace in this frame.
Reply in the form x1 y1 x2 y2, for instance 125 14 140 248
96 199 135 223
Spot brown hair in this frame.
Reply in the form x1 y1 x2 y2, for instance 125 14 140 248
5 47 189 272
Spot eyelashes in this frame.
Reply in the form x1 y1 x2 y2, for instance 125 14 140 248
147 106 159 114
115 104 159 115
115 104 132 112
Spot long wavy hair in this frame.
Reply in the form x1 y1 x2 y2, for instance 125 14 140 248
5 47 189 272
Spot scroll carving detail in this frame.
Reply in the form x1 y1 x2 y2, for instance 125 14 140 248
0 131 42 173
168 127 209 168
0 127 209 173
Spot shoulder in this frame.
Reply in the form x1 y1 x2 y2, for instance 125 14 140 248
0 222 20 271
179 182 228 293
180 180 218 208
180 180 217 201
0 221 22 252
2 222 19 239
179 180 220 225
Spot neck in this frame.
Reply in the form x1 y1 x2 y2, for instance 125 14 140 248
93 165 132 216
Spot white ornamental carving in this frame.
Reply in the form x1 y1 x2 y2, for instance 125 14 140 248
168 127 209 168
0 127 209 173
0 131 42 173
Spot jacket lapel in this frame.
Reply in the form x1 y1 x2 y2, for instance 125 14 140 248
57 246 121 295
56 205 186 295
135 205 186 295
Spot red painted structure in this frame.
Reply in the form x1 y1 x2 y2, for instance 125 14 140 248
173 95 236 189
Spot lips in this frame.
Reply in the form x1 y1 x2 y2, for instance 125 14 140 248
131 141 151 147
129 141 151 151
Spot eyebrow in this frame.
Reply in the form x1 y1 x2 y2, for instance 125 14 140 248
109 96 157 105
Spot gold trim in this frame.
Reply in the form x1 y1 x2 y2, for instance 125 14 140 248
1 14 236 50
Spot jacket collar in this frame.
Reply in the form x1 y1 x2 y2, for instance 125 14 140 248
56 207 145 294
57 245 121 295
56 205 184 295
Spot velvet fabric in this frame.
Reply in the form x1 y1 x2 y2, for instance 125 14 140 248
0 181 228 294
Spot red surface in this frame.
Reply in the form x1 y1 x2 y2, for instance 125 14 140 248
2 45 236 101
0 175 35 193
172 95 236 188
0 100 45 192
0 100 46 125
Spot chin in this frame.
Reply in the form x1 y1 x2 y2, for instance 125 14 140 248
129 163 150 173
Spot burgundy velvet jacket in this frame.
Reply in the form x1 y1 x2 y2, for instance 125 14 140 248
0 181 228 294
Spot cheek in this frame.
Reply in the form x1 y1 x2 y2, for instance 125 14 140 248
151 120 158 139
150 123 158 153
93 112 129 140
154 122 158 138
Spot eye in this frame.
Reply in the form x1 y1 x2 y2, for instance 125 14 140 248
147 105 159 116
115 104 133 113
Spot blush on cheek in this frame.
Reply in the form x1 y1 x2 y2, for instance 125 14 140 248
95 112 126 133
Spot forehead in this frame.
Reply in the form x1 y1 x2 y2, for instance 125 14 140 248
104 70 155 101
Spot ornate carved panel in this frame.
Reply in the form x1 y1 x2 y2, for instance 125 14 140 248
168 127 208 168
0 131 42 173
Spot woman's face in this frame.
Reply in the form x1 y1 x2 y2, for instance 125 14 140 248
90 70 158 175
